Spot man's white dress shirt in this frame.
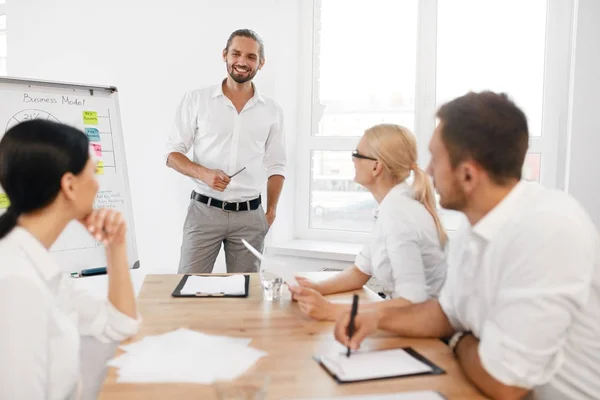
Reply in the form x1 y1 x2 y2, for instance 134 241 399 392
0 227 140 399
439 181 600 399
355 182 447 302
166 82 286 202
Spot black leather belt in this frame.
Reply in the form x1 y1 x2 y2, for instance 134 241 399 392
190 190 261 211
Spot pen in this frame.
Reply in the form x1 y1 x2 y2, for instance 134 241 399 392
70 267 107 278
347 294 359 358
228 167 246 178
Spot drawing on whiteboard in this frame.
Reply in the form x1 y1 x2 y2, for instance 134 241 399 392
5 109 61 132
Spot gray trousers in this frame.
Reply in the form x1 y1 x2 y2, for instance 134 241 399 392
177 198 269 274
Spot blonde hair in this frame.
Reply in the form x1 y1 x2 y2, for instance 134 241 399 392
362 124 448 247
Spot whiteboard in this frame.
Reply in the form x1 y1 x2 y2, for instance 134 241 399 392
0 77 139 272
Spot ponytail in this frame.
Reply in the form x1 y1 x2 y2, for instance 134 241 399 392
411 167 448 248
0 206 20 240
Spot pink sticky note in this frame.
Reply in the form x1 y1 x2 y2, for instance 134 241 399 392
91 143 102 157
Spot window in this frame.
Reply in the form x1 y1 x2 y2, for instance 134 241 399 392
0 6 6 76
298 0 573 242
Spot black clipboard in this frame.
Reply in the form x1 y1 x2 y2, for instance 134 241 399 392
171 274 250 298
314 347 445 384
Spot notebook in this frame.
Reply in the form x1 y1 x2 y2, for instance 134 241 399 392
171 275 250 298
315 347 444 383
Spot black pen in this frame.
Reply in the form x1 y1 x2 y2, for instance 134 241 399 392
347 294 359 357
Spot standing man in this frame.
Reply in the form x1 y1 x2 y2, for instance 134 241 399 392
334 92 600 399
166 29 286 274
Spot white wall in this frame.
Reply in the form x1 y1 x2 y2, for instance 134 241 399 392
565 0 600 229
7 0 300 273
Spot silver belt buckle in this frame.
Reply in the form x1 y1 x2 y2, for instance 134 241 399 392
221 201 228 211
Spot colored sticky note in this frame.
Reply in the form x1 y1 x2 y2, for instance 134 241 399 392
85 127 101 142
83 111 98 125
95 160 104 175
91 143 102 157
0 193 9 209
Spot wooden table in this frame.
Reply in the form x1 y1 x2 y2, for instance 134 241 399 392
99 273 486 399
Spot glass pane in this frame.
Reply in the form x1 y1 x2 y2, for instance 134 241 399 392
310 151 377 232
314 0 418 136
523 153 541 182
437 0 547 137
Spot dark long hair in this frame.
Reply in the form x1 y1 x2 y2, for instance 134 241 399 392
0 119 89 239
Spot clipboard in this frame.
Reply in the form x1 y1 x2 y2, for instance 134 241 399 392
171 274 250 298
314 347 445 384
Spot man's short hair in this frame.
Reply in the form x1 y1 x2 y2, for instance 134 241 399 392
224 29 265 61
436 91 529 184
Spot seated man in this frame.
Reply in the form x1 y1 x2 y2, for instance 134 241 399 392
334 91 600 400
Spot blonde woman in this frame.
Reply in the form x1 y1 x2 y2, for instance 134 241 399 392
289 124 447 321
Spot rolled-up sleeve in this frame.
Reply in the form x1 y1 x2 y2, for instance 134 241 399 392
355 242 373 276
263 105 286 177
165 92 197 165
71 284 141 343
478 215 593 388
438 283 463 331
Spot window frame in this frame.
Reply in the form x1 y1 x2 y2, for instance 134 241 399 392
0 3 6 76
295 0 574 243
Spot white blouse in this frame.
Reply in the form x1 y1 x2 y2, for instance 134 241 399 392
0 227 140 400
355 182 447 302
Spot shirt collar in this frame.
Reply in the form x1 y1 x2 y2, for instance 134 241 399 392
471 180 528 242
11 226 62 283
377 181 413 216
380 181 412 205
211 80 266 104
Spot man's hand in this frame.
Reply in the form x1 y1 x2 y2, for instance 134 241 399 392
265 209 276 227
81 208 127 247
200 169 231 191
334 310 380 350
289 286 337 321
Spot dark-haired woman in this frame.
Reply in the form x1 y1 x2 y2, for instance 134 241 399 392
0 120 139 399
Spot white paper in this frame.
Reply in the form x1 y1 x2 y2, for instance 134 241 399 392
108 328 266 384
180 275 246 295
319 348 433 382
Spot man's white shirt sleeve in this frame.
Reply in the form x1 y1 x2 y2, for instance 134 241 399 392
478 213 594 389
165 91 197 164
263 104 286 177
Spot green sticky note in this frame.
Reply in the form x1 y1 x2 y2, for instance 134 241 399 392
0 193 10 209
83 111 98 125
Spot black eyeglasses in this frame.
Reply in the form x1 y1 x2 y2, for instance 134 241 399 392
351 150 377 161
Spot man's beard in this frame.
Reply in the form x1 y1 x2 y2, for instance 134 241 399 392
228 63 257 84
438 177 468 211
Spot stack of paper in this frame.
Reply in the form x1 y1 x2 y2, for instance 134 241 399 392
108 328 266 384
180 275 246 295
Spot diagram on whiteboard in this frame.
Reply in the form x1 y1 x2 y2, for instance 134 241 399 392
4 108 119 175
83 109 119 174
5 109 61 132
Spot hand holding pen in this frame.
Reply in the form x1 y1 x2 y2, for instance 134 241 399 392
346 294 359 357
